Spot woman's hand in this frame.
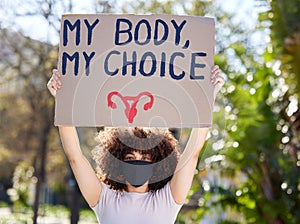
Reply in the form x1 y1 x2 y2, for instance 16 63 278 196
47 69 62 97
211 65 225 99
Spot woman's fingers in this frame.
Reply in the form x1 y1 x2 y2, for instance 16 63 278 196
47 79 57 97
211 65 224 86
47 69 62 97
47 77 60 90
211 65 225 100
213 75 225 86
211 65 219 75
52 69 62 87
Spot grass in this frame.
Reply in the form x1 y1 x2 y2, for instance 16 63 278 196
0 203 97 223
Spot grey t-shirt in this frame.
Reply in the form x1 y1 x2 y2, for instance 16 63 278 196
91 182 183 224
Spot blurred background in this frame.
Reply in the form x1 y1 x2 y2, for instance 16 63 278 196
0 0 299 223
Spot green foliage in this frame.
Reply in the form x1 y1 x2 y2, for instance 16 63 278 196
196 0 300 222
258 0 300 96
121 0 212 15
7 162 36 208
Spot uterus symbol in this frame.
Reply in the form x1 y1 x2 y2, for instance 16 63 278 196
107 91 154 123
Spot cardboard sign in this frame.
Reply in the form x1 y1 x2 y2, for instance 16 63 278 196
55 14 215 128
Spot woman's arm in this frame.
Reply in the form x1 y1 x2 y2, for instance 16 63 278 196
47 70 102 207
170 128 209 204
170 65 224 204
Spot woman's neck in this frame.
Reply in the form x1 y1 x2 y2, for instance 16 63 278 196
126 183 149 193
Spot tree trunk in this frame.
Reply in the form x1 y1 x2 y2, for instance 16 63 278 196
32 118 51 224
68 128 84 224
69 177 80 224
261 161 285 224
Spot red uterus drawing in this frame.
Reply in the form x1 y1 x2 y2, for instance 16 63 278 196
107 91 154 123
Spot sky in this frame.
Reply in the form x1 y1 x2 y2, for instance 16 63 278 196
0 0 261 46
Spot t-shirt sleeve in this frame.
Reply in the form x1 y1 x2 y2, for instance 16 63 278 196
90 182 109 218
157 181 184 208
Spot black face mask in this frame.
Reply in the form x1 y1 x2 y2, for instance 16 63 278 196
121 160 154 188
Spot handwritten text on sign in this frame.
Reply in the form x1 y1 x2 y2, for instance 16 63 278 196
55 14 215 127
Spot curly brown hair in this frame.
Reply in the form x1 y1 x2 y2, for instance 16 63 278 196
91 127 180 192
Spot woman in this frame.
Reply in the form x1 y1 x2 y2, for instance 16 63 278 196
47 65 224 224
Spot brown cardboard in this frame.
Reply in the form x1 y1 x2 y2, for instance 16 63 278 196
55 14 215 128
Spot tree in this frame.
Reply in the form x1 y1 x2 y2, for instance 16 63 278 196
0 0 70 223
258 0 300 162
0 26 60 223
193 1 300 223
